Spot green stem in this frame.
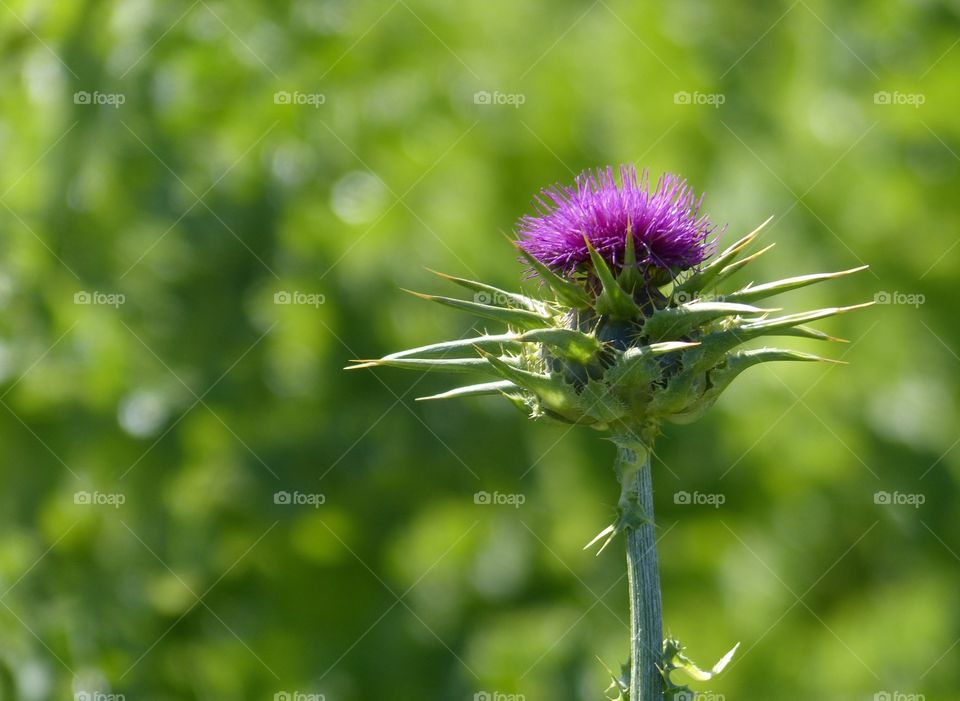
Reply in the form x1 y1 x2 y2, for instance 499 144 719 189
617 439 664 700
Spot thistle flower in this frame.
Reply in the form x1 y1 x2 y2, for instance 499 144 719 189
352 209 867 436
517 166 719 275
349 166 870 701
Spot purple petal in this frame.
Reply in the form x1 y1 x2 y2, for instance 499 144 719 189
517 165 721 275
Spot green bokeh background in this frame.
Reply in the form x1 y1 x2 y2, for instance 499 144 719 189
0 1 957 700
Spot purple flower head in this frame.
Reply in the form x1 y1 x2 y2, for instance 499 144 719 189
517 166 721 276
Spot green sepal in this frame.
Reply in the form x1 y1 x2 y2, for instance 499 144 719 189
376 327 617 363
500 390 533 417
375 333 521 360
427 269 541 311
723 265 869 304
583 236 643 320
683 301 872 373
576 378 629 424
730 347 844 366
738 302 874 336
536 407 597 426
643 341 703 355
775 324 847 342
416 380 518 401
514 243 593 308
666 348 842 424
606 341 700 390
676 216 773 295
348 356 517 375
519 328 602 363
618 226 642 293
475 348 583 420
647 368 706 417
709 242 776 287
642 302 771 342
403 290 553 330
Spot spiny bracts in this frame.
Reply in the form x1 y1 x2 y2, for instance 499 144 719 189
349 213 870 438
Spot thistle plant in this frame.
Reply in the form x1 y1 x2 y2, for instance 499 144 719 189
349 165 869 700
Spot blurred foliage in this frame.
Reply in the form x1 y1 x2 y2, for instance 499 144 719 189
0 0 958 700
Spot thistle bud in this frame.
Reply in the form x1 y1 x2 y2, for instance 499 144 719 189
349 165 870 439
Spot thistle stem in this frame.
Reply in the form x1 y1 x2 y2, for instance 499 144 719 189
618 440 664 700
